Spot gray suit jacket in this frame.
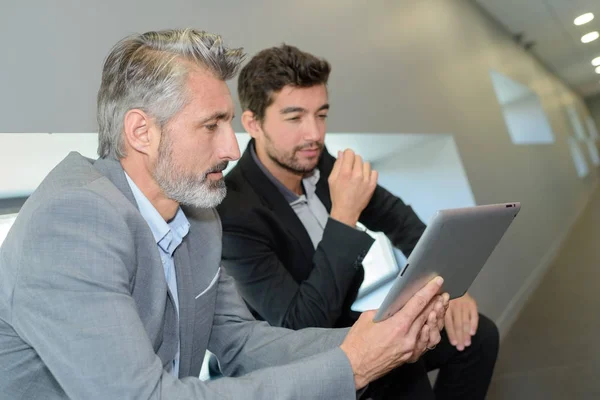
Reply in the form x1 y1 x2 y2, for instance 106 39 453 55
0 153 355 399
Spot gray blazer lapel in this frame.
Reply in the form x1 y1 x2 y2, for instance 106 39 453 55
174 240 194 378
157 303 180 370
177 206 223 377
93 155 180 369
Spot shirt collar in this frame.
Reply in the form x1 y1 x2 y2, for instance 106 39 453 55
124 173 190 256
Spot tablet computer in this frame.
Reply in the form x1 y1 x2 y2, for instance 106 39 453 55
373 202 520 322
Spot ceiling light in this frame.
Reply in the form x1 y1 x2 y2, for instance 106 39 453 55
593 57 600 66
581 31 600 43
596 66 600 74
574 13 594 25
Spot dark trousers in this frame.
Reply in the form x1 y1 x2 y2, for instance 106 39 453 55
362 314 499 400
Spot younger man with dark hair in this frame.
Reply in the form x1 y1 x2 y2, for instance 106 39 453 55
218 44 500 399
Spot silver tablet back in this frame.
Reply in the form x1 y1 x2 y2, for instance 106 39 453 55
373 202 520 322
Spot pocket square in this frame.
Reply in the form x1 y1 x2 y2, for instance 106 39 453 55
195 268 221 299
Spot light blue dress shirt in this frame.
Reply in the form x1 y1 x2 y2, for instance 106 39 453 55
125 173 190 378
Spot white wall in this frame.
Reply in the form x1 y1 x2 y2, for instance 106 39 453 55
0 133 97 198
1 0 599 337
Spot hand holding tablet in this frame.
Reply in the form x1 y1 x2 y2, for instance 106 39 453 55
374 203 520 322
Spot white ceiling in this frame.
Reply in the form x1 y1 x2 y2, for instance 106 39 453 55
475 0 600 98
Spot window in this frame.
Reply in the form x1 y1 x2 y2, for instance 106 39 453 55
585 138 600 166
489 70 555 145
569 137 590 178
586 116 600 140
566 105 588 141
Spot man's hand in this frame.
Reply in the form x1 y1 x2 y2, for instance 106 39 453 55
407 290 449 363
444 292 479 351
329 149 378 228
340 277 448 390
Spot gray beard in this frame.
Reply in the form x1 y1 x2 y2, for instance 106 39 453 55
152 132 227 209
154 164 227 209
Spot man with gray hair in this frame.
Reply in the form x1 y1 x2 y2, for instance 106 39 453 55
0 29 447 399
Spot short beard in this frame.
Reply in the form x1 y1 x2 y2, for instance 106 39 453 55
152 129 228 209
263 129 323 175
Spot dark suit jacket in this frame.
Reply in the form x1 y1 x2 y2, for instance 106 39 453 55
218 141 427 329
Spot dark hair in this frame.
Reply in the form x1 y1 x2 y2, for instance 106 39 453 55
237 44 331 121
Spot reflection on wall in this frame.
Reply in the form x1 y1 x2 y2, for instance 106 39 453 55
489 70 555 145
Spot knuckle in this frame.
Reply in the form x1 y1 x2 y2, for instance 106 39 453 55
415 295 427 310
396 319 411 335
339 169 351 179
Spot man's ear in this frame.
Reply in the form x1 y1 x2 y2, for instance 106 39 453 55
123 109 155 155
241 110 262 140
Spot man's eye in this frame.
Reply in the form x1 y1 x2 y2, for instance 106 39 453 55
205 124 218 131
318 114 328 119
287 117 301 121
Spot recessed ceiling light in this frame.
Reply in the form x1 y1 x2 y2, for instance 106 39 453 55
593 57 600 66
575 13 594 25
596 66 600 74
582 31 600 43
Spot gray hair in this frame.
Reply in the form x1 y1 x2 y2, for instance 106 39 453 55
97 28 245 159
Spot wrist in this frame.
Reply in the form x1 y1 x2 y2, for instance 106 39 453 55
340 344 369 390
330 208 359 228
